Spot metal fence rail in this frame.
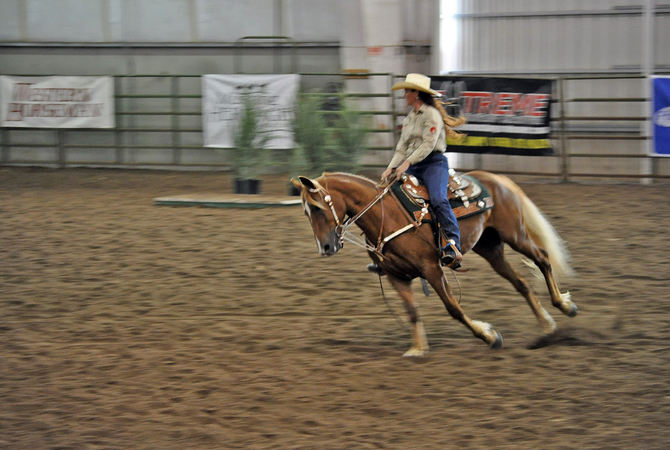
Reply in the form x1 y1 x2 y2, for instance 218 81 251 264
0 72 395 169
556 74 668 181
1 72 669 181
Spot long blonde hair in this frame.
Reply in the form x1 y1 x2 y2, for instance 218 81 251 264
419 91 466 140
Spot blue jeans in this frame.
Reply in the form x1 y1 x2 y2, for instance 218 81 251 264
405 152 461 250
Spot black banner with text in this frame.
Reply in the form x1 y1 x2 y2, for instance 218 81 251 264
430 76 554 155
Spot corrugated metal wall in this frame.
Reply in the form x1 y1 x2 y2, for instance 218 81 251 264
454 0 669 73
444 1 670 180
2 1 668 178
0 0 342 43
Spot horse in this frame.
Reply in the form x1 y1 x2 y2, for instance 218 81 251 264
292 171 577 357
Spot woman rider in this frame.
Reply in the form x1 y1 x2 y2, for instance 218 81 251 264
368 73 465 272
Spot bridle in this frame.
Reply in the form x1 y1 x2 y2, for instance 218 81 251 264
304 174 461 310
305 177 397 256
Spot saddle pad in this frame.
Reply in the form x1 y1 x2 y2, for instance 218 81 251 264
391 173 494 222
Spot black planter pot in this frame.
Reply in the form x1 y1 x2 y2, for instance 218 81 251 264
234 178 261 194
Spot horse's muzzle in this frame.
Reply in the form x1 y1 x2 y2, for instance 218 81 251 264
317 233 342 256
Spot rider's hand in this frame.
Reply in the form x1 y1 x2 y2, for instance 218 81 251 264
395 160 411 177
381 166 393 181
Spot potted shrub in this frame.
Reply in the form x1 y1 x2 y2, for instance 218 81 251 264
324 95 368 174
288 143 309 194
289 92 327 194
289 90 368 194
232 93 269 194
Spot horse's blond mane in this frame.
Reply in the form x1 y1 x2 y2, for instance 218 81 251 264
319 171 378 187
301 172 377 212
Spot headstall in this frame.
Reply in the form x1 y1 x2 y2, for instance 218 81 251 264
306 177 423 258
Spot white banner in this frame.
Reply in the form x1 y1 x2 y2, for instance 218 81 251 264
0 76 114 128
202 74 300 148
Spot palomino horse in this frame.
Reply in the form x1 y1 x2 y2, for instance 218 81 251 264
293 171 577 356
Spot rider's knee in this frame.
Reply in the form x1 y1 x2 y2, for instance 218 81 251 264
429 197 449 210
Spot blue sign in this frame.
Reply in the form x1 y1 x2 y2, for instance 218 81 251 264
652 77 670 155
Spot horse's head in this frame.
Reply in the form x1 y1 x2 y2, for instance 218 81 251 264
292 175 346 256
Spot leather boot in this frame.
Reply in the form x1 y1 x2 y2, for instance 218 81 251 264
441 240 463 269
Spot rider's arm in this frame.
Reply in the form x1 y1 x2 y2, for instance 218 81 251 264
387 117 410 169
405 108 442 165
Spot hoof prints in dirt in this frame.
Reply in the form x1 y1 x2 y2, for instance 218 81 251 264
4 170 670 448
527 327 607 349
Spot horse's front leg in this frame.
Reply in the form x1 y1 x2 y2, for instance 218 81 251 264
424 266 504 349
387 275 429 357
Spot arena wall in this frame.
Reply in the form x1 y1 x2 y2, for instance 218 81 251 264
1 0 669 180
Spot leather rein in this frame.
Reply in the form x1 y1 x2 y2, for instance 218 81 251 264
308 176 428 259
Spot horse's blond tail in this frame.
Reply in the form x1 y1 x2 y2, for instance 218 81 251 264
519 192 575 280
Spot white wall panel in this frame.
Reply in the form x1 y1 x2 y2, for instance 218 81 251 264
0 0 22 40
460 0 654 13
26 0 106 42
656 14 670 66
1 0 343 43
286 0 340 41
123 0 193 42
363 0 403 46
402 0 436 43
197 0 275 42
453 0 669 73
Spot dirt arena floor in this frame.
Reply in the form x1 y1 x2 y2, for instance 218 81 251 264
1 167 669 449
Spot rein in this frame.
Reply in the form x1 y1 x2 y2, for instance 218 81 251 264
338 180 394 255
310 174 431 258
309 177 396 256
307 174 462 325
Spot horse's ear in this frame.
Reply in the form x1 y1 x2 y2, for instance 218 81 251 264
297 176 316 190
290 177 303 190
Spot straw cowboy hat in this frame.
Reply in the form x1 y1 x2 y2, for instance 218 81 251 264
391 73 441 96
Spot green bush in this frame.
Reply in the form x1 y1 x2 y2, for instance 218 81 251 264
291 91 368 177
291 93 326 178
232 93 269 180
327 96 367 174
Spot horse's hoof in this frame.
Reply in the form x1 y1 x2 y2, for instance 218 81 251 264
542 324 557 335
565 302 578 317
489 331 504 349
540 312 557 335
403 347 427 357
560 292 578 317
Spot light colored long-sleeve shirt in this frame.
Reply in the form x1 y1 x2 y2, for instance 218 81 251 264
388 103 446 168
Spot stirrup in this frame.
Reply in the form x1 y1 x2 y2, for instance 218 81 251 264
440 240 463 269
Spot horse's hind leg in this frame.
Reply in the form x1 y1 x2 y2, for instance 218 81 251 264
387 275 429 357
423 266 503 349
474 232 557 334
505 235 577 318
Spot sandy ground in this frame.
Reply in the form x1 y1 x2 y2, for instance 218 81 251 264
1 167 669 449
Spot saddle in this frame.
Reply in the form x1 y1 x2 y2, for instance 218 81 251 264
389 171 493 266
390 170 494 224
